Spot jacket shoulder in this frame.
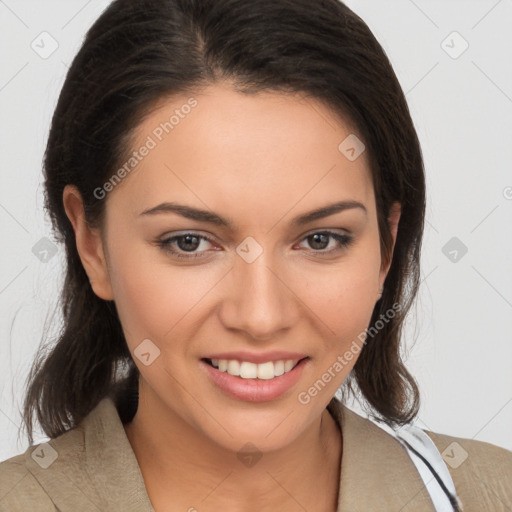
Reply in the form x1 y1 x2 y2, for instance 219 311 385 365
425 430 512 510
0 453 56 511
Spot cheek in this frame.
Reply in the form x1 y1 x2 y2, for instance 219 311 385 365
294 253 381 338
107 226 381 353
107 244 220 345
292 260 380 401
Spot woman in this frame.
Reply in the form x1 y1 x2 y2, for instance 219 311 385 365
0 0 510 510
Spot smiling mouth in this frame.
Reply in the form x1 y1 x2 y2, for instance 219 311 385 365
202 357 308 380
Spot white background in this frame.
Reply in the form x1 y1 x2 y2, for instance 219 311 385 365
0 0 511 461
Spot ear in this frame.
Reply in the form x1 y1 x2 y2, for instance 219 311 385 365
62 184 114 301
378 201 401 296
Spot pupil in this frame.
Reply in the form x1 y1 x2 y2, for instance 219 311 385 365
310 233 328 250
179 235 199 251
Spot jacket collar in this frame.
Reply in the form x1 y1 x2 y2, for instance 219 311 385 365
23 397 435 511
327 399 436 511
24 398 154 511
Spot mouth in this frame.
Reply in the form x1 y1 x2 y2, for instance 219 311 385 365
201 357 308 380
199 356 310 402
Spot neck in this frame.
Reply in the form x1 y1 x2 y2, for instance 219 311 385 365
124 384 342 512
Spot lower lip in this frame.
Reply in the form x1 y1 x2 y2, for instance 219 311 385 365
200 358 309 402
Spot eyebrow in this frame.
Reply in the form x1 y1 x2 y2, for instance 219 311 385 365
138 200 367 228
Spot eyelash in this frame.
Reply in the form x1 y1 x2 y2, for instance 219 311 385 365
156 230 354 260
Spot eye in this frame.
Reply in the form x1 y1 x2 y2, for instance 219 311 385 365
157 232 216 260
156 230 354 260
296 230 354 255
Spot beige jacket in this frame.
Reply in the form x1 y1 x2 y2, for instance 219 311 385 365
1 396 511 511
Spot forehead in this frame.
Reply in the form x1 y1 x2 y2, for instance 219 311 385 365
108 83 375 226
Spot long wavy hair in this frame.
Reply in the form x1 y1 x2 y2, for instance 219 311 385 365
21 0 425 444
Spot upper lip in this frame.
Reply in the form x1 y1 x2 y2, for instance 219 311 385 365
201 351 308 364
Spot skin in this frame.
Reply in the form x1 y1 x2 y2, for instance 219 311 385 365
63 81 400 512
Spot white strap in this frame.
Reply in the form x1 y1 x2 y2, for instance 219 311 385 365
374 421 464 511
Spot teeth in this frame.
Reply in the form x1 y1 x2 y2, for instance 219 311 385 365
240 361 258 379
257 361 274 380
209 358 300 379
227 360 240 376
284 360 295 372
273 360 285 376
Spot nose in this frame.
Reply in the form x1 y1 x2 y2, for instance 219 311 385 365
219 248 299 340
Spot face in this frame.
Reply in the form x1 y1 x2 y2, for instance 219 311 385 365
65 82 399 453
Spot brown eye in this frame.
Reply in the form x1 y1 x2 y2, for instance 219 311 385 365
157 232 215 259
298 231 353 254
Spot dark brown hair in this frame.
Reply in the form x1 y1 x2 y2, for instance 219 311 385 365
21 0 425 444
